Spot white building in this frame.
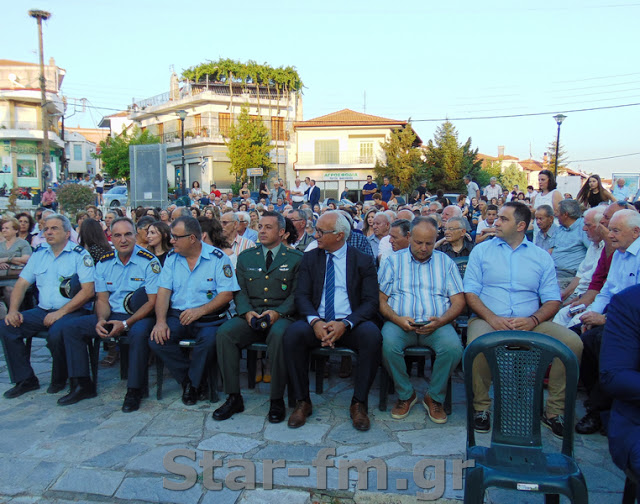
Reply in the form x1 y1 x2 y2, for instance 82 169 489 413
64 130 98 176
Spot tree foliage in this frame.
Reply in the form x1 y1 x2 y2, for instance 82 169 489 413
475 160 503 188
499 163 528 191
373 124 425 194
424 121 482 191
93 126 160 181
225 104 274 182
56 183 95 217
547 139 569 174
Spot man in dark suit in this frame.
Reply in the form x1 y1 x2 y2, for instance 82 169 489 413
283 211 382 431
308 179 321 209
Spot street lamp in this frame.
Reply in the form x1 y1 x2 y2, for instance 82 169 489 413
177 110 187 197
553 114 567 178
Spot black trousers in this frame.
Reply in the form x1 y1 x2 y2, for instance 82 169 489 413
580 325 611 412
283 320 382 407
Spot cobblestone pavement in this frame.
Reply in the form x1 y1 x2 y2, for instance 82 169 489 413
0 339 624 503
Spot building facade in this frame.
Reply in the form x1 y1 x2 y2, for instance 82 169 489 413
0 58 65 189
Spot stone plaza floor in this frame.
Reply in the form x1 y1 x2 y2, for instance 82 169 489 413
0 338 626 503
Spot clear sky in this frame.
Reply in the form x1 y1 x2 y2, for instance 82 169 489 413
4 1 639 178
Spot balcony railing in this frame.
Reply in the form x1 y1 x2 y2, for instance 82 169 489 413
296 152 376 166
156 124 290 145
0 121 59 134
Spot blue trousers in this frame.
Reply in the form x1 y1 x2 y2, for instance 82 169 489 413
0 307 87 384
149 313 224 388
60 313 155 389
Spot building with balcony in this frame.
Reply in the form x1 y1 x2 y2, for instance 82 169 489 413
126 72 302 191
293 109 412 200
0 58 65 189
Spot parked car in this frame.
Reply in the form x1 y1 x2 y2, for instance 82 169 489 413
425 193 462 206
104 185 128 207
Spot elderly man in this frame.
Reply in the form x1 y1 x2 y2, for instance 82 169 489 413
290 178 307 209
270 180 285 203
379 217 464 423
236 211 258 243
534 204 558 252
283 212 382 431
290 209 315 252
464 175 480 203
483 177 502 200
368 212 391 259
379 209 415 264
437 216 474 258
171 206 191 222
551 199 590 288
149 217 239 405
221 212 256 258
0 214 95 398
612 178 630 202
58 217 159 411
464 202 583 438
213 212 303 423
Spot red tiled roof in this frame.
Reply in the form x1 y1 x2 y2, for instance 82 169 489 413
519 159 544 172
295 108 406 128
0 59 39 67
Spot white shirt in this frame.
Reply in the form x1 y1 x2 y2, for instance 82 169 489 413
291 182 308 203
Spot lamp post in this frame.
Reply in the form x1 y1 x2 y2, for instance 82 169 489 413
553 114 566 178
177 110 187 197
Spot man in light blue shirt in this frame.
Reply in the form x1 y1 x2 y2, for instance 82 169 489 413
534 204 558 252
551 199 590 286
379 217 464 424
464 202 583 438
612 178 630 202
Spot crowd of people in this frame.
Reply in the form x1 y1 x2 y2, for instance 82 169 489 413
0 170 639 481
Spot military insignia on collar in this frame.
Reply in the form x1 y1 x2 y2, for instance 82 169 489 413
83 255 94 267
223 264 233 278
150 261 161 274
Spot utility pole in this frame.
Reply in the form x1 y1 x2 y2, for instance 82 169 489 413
29 9 51 192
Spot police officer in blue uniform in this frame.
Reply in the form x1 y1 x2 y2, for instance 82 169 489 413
58 217 160 411
0 214 95 398
150 216 239 405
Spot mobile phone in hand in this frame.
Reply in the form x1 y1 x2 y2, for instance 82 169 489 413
104 323 114 333
410 321 430 327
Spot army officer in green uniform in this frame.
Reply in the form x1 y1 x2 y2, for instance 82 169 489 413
213 211 303 424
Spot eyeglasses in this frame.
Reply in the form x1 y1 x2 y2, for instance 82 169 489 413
171 233 192 240
315 228 339 237
290 218 306 223
444 227 463 232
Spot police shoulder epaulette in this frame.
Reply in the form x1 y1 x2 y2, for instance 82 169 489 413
99 251 116 262
73 245 85 253
167 249 175 257
136 249 154 261
210 247 224 259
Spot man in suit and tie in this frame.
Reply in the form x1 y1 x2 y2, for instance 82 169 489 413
283 211 382 431
213 212 303 423
308 179 321 209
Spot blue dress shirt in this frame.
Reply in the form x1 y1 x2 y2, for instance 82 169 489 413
306 243 352 323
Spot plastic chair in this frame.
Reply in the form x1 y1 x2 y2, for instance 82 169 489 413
462 330 587 503
246 342 295 407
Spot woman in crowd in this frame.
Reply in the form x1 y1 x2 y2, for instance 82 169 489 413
159 209 170 223
259 181 270 203
15 212 35 245
239 181 251 200
104 210 118 242
198 217 234 266
362 208 378 237
0 217 32 305
190 206 201 218
576 174 615 209
203 206 215 220
146 221 172 266
532 169 562 216
283 217 299 247
79 218 112 264
146 208 160 220
94 173 105 205
190 181 203 206
248 210 259 231
238 203 248 212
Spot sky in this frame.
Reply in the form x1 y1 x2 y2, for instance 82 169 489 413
3 0 640 178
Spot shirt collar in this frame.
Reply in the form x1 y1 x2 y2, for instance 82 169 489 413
327 242 348 259
626 236 640 256
496 236 532 250
262 243 281 257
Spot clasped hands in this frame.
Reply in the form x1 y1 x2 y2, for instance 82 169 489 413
312 319 346 348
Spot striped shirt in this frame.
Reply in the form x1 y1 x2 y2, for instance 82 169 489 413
231 234 257 257
378 248 463 320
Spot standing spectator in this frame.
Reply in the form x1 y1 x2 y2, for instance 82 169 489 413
290 178 307 209
612 177 630 202
532 169 562 217
270 180 286 203
259 181 270 203
79 173 93 188
41 186 58 211
190 181 203 206
94 174 105 205
483 177 502 200
308 179 321 209
380 177 394 203
362 175 377 202
464 175 481 203
576 174 615 209
415 180 428 204
526 185 538 200
239 182 251 200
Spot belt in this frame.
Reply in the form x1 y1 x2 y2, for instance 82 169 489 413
168 304 230 323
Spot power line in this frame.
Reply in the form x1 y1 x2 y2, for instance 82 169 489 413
569 152 640 163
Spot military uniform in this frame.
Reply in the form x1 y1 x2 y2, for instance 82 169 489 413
0 242 94 386
60 245 161 389
149 242 240 388
217 244 303 400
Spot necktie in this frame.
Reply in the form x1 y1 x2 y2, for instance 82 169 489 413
325 253 335 321
266 250 273 270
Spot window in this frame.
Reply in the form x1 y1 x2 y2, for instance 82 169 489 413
359 142 374 163
271 117 285 141
157 122 164 139
194 114 202 135
219 113 231 137
314 140 339 165
73 144 83 161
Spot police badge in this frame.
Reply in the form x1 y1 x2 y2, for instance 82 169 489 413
151 261 161 274
223 264 233 278
83 255 94 267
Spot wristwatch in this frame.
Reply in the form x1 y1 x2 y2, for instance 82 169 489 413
341 319 351 330
122 320 130 332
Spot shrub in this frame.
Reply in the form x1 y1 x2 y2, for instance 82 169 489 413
56 183 95 217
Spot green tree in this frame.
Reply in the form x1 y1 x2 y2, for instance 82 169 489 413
547 139 569 174
499 163 528 191
93 126 160 181
373 124 425 194
225 104 274 182
56 183 95 218
425 121 481 191
475 160 503 188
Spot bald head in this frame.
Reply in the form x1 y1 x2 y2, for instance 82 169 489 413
397 209 415 221
442 205 462 222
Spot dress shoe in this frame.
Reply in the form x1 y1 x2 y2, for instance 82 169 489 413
182 379 198 406
122 388 143 413
268 398 286 423
350 401 371 431
212 394 245 421
575 410 602 435
57 377 96 406
47 381 67 394
3 376 40 399
288 399 312 428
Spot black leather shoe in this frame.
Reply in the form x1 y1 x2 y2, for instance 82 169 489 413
182 380 198 406
212 394 245 421
47 381 67 394
122 388 143 413
268 398 286 423
3 376 40 399
57 378 96 406
575 410 602 435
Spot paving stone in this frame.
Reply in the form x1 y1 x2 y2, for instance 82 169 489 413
51 420 97 438
335 442 405 460
204 414 266 435
198 433 264 454
0 459 65 496
269 465 341 491
200 486 242 504
51 467 123 496
397 426 466 457
263 421 331 444
237 488 310 503
326 421 391 445
115 475 203 503
579 462 625 492
133 435 198 446
143 409 205 438
84 442 151 469
253 445 326 464
125 444 201 474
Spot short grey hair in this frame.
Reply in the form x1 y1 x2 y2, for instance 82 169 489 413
42 209 55 219
535 204 554 218
375 212 392 225
391 219 411 237
584 206 605 225
447 216 467 229
172 206 191 218
236 211 250 223
444 205 462 217
558 199 582 219
45 213 71 232
614 209 640 229
226 212 239 222
327 211 351 240
410 216 438 232
429 201 443 211
490 177 497 182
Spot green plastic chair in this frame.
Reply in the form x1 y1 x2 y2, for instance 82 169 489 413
462 330 587 503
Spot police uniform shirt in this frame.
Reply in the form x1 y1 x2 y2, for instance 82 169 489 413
158 242 240 310
95 245 161 314
20 241 95 310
